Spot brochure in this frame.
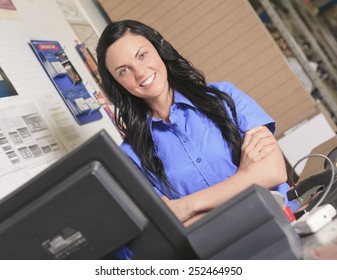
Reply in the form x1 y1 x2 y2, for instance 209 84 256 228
29 40 102 125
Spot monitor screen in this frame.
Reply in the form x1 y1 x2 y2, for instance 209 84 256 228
0 130 195 260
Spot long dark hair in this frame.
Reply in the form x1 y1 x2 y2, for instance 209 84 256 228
97 19 241 195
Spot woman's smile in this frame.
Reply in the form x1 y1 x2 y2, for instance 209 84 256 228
140 73 156 87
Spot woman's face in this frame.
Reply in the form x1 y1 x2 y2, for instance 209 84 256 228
105 32 170 103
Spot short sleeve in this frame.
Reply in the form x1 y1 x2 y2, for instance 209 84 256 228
210 81 275 135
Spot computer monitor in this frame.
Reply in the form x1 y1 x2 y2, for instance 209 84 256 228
0 130 196 259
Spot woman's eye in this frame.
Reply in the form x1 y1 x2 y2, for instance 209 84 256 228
120 67 129 76
139 51 148 60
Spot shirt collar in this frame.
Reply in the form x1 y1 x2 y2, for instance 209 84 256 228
147 90 196 136
147 90 195 119
174 90 196 108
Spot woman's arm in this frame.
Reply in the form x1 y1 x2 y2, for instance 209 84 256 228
163 126 287 224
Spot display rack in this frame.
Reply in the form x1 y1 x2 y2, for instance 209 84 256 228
258 0 337 122
291 0 337 70
283 1 337 82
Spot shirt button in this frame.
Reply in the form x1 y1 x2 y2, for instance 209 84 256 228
196 157 202 163
183 137 188 143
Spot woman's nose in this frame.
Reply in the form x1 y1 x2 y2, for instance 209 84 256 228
134 63 146 79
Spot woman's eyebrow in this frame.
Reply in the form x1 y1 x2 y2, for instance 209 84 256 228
135 45 146 58
114 64 126 72
114 45 147 72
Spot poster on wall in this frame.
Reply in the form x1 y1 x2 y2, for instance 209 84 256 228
0 103 66 176
0 67 18 98
0 103 67 200
29 40 102 125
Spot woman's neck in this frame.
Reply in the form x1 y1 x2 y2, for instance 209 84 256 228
149 88 174 122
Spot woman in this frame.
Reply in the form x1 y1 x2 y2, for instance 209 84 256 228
97 19 298 227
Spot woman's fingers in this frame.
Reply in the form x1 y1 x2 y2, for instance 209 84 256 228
239 126 277 169
245 143 276 163
242 126 273 149
161 196 193 223
161 195 169 201
242 127 275 154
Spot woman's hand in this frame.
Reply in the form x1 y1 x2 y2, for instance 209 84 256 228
161 196 195 223
183 211 208 227
238 126 276 171
162 196 208 226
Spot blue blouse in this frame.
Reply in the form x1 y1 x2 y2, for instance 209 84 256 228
121 81 298 210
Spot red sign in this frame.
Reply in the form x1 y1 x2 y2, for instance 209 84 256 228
38 44 59 51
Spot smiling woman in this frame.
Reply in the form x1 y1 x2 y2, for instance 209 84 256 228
105 32 172 119
96 20 299 230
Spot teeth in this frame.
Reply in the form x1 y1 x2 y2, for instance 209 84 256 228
141 74 154 86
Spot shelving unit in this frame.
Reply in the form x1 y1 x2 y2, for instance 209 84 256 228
255 0 337 123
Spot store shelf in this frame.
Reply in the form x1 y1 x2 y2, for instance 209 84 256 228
257 0 337 122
